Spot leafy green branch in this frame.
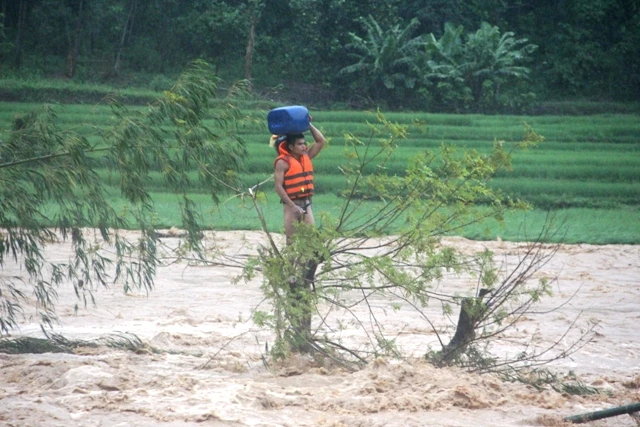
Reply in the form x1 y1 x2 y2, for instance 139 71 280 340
238 111 591 375
0 60 247 334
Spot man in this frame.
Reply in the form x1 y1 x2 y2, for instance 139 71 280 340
273 123 325 352
273 123 326 243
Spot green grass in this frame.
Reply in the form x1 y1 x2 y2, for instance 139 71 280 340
0 78 160 104
59 192 640 245
1 101 639 244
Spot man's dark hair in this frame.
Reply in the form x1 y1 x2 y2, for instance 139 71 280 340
286 133 304 148
276 133 305 153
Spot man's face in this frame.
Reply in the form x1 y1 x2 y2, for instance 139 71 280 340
290 139 307 156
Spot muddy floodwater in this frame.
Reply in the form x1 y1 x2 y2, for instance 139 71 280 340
1 231 639 427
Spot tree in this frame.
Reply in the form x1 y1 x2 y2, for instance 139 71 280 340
0 60 247 333
528 0 640 100
113 0 136 76
398 0 469 36
66 0 85 77
241 113 593 372
176 0 246 71
243 0 264 85
29 0 71 72
254 0 403 84
0 10 13 59
12 0 27 68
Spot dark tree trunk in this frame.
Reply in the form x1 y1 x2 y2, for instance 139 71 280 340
244 15 256 85
286 259 318 353
66 0 84 78
440 289 491 362
443 297 477 355
114 0 136 76
13 0 26 69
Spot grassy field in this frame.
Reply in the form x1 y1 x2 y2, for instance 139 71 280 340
1 102 639 244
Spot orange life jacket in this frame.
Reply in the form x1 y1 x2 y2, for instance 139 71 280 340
275 143 314 200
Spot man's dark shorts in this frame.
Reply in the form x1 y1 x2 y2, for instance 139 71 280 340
290 197 312 213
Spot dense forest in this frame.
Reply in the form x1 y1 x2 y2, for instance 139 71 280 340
1 0 639 111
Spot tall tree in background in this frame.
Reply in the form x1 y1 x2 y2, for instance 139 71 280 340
30 1 69 72
0 0 637 102
113 0 136 76
150 0 183 73
177 0 245 74
65 0 84 77
244 0 264 85
398 0 467 35
12 0 27 68
257 0 402 83
0 10 12 59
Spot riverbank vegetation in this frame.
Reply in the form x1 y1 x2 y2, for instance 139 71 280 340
2 99 638 244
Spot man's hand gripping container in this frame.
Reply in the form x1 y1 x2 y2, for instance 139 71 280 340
267 105 310 135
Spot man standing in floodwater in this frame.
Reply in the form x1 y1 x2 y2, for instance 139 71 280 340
273 122 326 244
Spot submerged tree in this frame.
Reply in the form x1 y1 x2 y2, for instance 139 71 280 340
242 112 593 372
0 60 247 333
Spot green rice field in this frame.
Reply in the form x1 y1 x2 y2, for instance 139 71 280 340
1 102 639 244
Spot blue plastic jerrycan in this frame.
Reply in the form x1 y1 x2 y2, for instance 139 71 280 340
267 105 310 135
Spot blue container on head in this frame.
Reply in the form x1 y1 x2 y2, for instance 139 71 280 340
267 106 310 134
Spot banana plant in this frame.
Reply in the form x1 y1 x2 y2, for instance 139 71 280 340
423 22 537 111
340 15 425 104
